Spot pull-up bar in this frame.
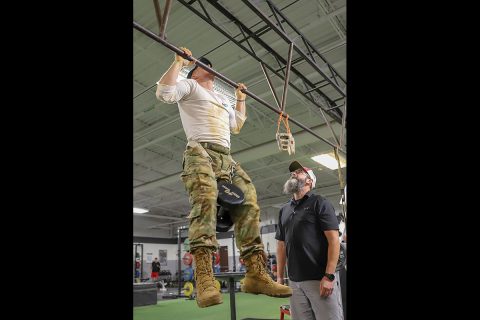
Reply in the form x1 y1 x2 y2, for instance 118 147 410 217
133 21 345 154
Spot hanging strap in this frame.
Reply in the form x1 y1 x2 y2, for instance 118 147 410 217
333 147 345 190
276 112 291 135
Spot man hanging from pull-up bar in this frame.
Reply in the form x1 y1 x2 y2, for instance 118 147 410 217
156 47 292 308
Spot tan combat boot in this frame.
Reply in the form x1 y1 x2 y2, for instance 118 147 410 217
192 248 223 308
241 251 292 297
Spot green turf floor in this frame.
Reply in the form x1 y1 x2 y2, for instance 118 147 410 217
133 292 290 320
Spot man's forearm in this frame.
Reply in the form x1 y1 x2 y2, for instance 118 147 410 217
235 100 246 117
158 61 183 86
325 237 340 274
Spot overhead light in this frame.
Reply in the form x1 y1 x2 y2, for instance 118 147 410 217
133 207 149 214
311 152 346 170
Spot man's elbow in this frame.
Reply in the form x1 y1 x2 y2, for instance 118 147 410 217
155 90 162 101
155 91 178 104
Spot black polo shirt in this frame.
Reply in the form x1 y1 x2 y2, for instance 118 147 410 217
275 191 339 282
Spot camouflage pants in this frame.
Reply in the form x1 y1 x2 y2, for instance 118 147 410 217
181 142 264 259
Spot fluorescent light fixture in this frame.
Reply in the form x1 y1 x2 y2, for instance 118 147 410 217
311 152 346 170
133 207 149 214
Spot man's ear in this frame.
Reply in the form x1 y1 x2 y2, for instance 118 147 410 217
306 177 314 188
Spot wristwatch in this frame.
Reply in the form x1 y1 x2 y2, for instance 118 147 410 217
324 273 335 281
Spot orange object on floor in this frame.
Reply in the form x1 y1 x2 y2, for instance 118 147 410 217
280 304 290 320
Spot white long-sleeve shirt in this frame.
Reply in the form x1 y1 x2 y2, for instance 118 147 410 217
156 79 246 148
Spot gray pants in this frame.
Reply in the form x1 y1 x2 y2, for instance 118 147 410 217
289 272 344 320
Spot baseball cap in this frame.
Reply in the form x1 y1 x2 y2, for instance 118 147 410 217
289 160 316 188
186 57 212 79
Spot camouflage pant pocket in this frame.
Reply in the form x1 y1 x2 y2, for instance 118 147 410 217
187 202 202 219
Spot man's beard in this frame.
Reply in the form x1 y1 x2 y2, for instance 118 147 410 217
283 177 306 194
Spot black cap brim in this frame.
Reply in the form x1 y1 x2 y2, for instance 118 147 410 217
289 160 305 172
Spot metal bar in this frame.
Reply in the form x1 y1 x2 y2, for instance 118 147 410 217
177 229 181 297
312 79 327 86
178 0 341 122
300 80 340 147
339 101 346 148
141 244 144 279
133 83 156 100
316 108 340 147
265 0 347 85
273 56 304 73
197 0 212 21
251 24 272 38
229 277 236 320
280 43 294 112
304 80 316 102
326 104 344 111
328 64 339 86
243 0 346 96
259 63 281 110
237 23 255 55
232 233 236 272
307 82 331 93
159 0 173 39
333 147 346 190
153 0 163 35
273 55 286 77
266 0 285 32
302 37 316 63
133 21 344 153
304 81 328 94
